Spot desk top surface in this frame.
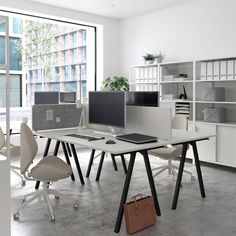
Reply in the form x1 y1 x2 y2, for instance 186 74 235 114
35 128 215 155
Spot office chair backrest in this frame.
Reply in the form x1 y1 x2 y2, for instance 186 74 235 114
0 127 5 150
20 123 38 174
172 115 188 130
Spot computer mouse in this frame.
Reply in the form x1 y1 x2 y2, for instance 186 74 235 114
106 139 116 144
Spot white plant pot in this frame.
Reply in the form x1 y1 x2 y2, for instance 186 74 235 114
145 60 154 65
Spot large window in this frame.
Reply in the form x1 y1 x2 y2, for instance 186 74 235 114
0 12 96 132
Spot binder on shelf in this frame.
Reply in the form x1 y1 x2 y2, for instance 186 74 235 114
200 62 207 80
227 60 234 80
213 61 220 80
207 62 213 80
220 61 227 80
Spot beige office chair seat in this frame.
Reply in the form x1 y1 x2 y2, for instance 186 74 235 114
151 115 194 180
0 127 25 185
13 123 75 222
0 145 20 158
31 155 72 181
150 145 182 159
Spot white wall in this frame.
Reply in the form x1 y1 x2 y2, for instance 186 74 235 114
120 0 236 76
0 0 121 88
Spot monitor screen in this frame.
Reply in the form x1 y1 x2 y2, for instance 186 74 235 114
89 91 126 128
60 92 76 103
34 91 59 105
126 91 159 107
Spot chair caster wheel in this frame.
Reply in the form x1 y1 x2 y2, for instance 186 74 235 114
50 216 55 222
21 180 26 186
13 212 19 220
20 197 26 204
55 195 59 200
191 176 195 181
74 202 79 209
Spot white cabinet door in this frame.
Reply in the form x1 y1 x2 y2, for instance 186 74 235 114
217 126 236 167
193 123 217 162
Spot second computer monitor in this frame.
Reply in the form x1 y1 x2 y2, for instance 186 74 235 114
60 92 76 103
126 91 159 107
34 91 59 105
89 91 126 128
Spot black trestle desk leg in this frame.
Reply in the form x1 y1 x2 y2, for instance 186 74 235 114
70 144 85 185
172 142 188 210
120 154 127 174
114 152 136 233
53 140 60 156
66 142 72 157
190 141 206 198
35 138 51 189
96 152 105 181
141 150 161 216
86 149 95 178
111 154 118 171
61 142 75 181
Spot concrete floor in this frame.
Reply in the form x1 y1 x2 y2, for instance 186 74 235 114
11 149 236 236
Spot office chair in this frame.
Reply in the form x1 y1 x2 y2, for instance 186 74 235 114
13 123 73 222
150 114 194 180
0 127 26 185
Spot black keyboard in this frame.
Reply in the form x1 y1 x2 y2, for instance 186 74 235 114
65 134 104 141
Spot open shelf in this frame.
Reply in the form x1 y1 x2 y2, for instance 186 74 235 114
161 99 194 103
195 101 236 104
195 120 236 127
196 79 236 83
160 80 193 84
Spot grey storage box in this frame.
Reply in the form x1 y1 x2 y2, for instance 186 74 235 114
201 87 225 101
202 107 226 123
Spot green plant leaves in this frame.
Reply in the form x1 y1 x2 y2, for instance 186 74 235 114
101 76 130 91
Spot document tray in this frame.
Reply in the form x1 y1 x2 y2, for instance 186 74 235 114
116 133 157 144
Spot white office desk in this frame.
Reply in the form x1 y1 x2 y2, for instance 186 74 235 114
36 127 213 154
35 127 215 233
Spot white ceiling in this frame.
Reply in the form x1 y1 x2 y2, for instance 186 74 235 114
28 0 190 19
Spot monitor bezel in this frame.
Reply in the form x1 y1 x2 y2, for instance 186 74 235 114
88 91 126 129
126 91 159 107
34 91 59 105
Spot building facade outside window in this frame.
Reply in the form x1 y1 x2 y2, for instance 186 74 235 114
0 14 96 132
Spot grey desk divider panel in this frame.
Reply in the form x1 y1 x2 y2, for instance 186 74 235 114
32 104 81 131
126 106 172 140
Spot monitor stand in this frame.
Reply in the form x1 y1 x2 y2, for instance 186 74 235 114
93 126 123 137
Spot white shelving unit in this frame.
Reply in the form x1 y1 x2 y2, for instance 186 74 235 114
129 63 159 91
129 57 236 168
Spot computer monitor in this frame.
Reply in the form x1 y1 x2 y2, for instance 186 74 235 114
89 91 126 129
60 92 76 103
126 91 159 107
34 91 59 105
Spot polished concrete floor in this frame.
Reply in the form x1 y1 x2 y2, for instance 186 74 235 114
11 149 236 236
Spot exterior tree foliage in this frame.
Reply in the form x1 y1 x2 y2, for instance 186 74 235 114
15 20 59 90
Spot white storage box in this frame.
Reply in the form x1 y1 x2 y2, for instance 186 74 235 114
163 94 178 100
202 107 226 123
201 87 225 101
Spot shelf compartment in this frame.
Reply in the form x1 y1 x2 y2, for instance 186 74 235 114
195 101 236 104
160 80 193 84
195 79 236 82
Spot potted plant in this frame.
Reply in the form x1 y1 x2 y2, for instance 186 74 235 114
101 76 130 91
155 52 166 63
143 53 156 64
